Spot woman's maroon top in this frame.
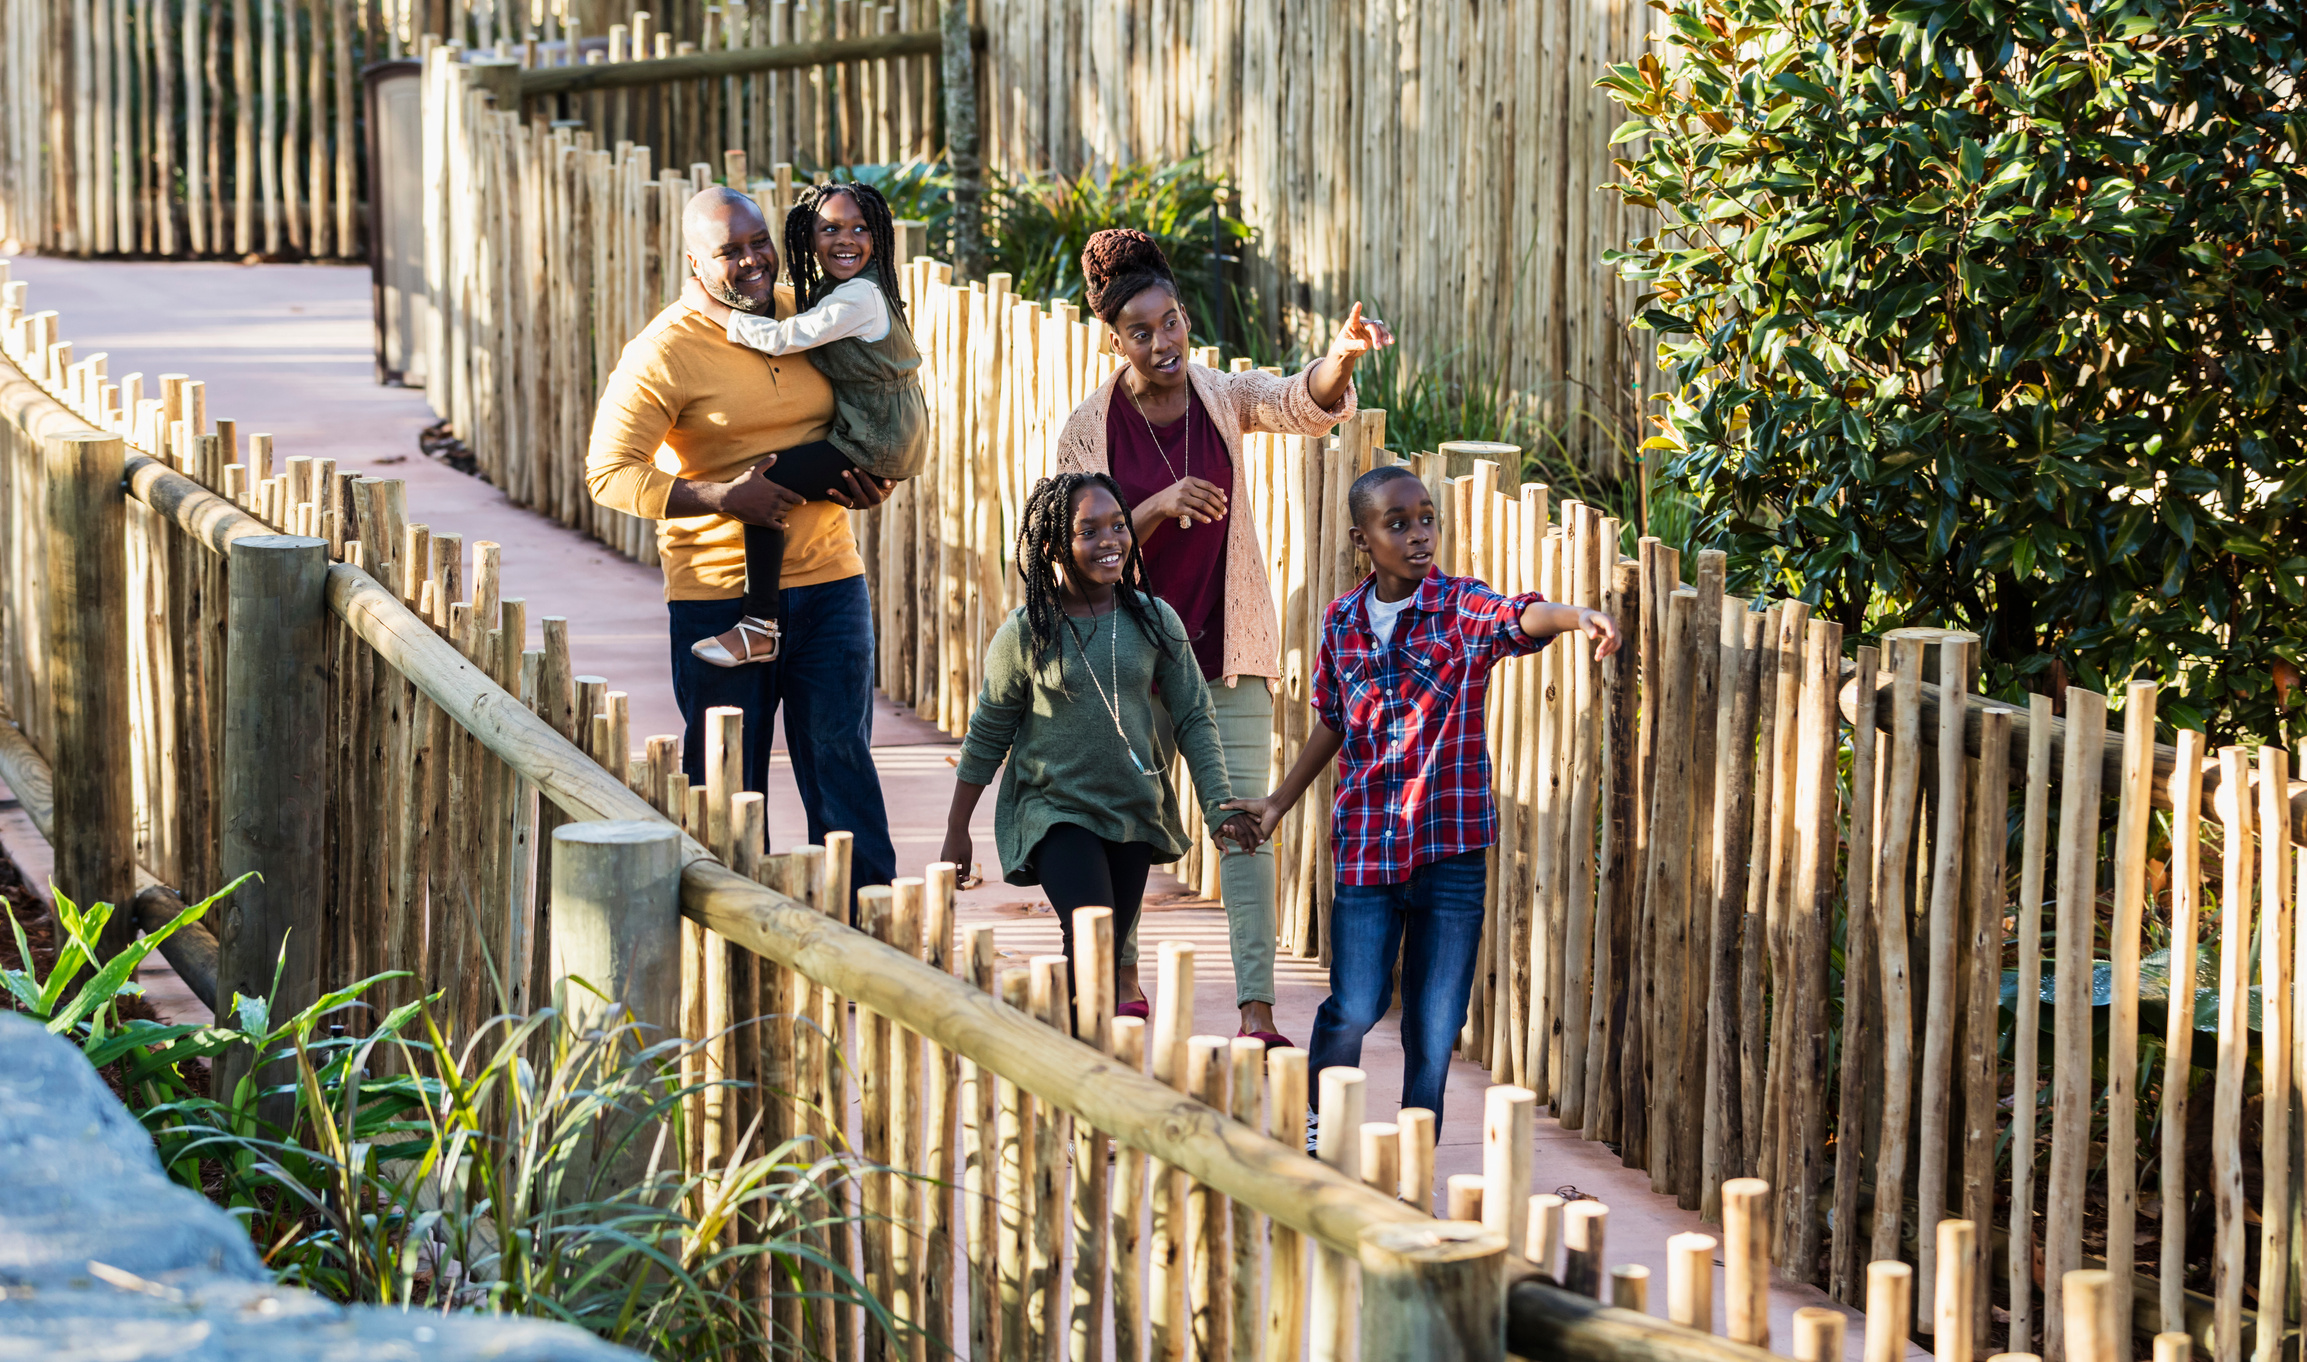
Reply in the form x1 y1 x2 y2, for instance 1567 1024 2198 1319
1105 382 1231 680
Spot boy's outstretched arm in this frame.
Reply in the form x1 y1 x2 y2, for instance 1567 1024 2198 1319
1222 721 1346 840
1519 600 1623 658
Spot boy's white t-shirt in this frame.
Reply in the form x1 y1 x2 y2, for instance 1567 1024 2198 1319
723 275 891 355
1366 590 1413 645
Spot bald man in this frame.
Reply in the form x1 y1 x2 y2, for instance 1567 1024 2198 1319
586 187 898 896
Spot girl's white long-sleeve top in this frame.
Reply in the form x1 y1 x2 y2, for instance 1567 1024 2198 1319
723 276 891 354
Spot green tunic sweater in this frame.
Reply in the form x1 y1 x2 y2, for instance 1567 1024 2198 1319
957 595 1235 885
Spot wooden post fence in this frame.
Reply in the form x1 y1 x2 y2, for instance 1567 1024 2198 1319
46 428 134 954
1359 1221 1509 1362
215 531 328 1109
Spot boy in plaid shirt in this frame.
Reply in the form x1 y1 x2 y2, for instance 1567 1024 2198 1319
1225 465 1620 1123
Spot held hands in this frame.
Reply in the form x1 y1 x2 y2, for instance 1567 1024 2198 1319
1214 812 1266 856
1325 302 1395 369
1218 795 1286 843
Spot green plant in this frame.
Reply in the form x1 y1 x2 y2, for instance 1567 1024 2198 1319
1602 0 2307 739
2 876 238 1057
986 155 1251 349
1348 343 1643 512
19 886 897 1357
157 995 900 1355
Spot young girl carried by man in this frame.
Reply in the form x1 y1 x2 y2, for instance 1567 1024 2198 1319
684 180 930 667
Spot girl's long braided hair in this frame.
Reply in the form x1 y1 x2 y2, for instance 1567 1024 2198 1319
1016 472 1181 686
783 181 909 320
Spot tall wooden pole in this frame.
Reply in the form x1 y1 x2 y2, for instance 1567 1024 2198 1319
215 533 329 1108
939 0 982 279
47 431 135 955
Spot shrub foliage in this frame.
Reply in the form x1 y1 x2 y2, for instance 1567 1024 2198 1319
1603 0 2307 737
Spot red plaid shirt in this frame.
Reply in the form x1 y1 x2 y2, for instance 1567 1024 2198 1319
1311 571 1549 886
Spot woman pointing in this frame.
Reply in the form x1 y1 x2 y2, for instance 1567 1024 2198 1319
1053 227 1392 1046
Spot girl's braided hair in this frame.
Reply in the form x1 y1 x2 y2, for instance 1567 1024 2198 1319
1080 228 1181 328
784 181 909 320
1015 472 1181 684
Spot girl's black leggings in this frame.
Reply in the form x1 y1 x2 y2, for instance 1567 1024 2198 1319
1034 822 1157 1028
741 439 861 618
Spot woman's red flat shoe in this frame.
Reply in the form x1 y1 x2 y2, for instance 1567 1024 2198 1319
1116 1000 1151 1020
1238 1028 1293 1049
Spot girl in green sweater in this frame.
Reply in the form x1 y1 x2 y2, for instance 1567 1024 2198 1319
941 473 1263 1023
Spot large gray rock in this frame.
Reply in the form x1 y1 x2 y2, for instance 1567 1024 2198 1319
0 1013 641 1361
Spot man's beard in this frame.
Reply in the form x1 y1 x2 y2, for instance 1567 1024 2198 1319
706 275 776 316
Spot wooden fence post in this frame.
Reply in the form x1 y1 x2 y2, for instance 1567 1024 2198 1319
1357 1221 1506 1362
1722 1177 1771 1348
1562 1202 1607 1299
548 818 682 1195
215 533 328 1111
1609 1267 1650 1312
548 819 683 1038
1865 1261 1913 1362
2064 1270 2120 1362
1667 1232 1716 1332
1792 1307 1847 1362
47 431 134 954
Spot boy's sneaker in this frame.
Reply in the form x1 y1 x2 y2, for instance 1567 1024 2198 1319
1305 1109 1321 1158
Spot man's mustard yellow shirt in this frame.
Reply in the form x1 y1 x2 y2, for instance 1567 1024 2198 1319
585 295 865 599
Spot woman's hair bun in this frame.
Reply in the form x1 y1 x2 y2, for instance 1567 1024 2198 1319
1081 228 1178 325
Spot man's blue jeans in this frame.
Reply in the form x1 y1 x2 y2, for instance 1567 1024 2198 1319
668 575 897 901
1308 850 1489 1119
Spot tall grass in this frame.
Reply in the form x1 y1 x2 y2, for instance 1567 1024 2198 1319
11 883 900 1358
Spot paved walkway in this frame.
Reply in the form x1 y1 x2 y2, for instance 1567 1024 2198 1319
2 252 1902 1354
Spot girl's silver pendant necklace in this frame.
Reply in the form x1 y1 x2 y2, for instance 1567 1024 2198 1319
1125 379 1195 530
1065 601 1159 778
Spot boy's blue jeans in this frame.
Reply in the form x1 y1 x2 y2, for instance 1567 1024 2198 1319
1308 850 1489 1120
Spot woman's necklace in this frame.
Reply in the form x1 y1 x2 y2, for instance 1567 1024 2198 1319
1063 600 1158 778
1124 377 1194 530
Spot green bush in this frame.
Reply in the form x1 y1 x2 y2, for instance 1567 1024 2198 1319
816 156 1256 351
1602 0 2307 738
